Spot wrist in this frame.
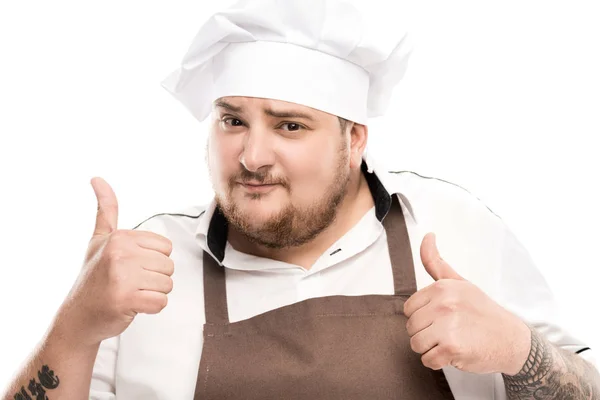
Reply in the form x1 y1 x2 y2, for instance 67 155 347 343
501 319 532 376
47 322 101 354
48 303 102 352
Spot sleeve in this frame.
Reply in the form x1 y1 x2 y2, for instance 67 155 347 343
89 335 119 399
498 225 597 367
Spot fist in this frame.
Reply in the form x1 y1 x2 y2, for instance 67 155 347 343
57 177 174 347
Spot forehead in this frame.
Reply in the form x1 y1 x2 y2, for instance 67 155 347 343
213 96 330 119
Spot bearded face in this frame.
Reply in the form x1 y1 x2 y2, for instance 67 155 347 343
207 96 353 249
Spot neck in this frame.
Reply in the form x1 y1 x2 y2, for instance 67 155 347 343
228 172 375 270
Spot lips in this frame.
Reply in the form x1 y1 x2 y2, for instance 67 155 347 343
240 181 276 186
237 182 279 193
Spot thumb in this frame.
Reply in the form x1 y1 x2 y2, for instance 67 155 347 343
420 232 465 281
91 177 119 236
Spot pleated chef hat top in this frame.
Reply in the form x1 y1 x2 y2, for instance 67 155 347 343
160 0 413 125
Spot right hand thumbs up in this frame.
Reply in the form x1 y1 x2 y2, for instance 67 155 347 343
55 177 175 348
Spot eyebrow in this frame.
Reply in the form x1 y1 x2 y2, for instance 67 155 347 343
214 100 243 113
215 100 315 122
264 108 315 122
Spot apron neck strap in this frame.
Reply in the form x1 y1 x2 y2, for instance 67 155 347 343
203 251 230 324
384 194 418 296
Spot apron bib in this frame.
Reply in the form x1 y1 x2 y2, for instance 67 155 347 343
194 196 455 399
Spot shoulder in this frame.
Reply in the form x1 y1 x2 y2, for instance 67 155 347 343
380 169 503 229
129 203 208 237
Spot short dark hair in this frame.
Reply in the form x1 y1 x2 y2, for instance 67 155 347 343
338 116 350 133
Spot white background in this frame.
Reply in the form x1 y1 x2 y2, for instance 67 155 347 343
1 0 599 390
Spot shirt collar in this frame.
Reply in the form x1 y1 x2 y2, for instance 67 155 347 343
195 155 414 264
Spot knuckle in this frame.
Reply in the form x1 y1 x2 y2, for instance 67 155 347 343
403 300 411 316
104 237 130 263
152 295 168 312
106 247 126 263
441 340 460 356
147 294 168 314
450 359 464 370
434 279 451 292
406 318 419 337
165 277 174 294
422 352 445 370
421 354 435 369
149 304 161 314
164 238 173 255
430 361 444 370
439 299 459 313
409 335 420 353
166 258 175 276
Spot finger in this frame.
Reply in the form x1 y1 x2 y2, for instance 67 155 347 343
140 251 174 276
421 345 450 370
131 290 169 314
137 270 174 294
420 232 464 281
403 284 435 318
409 323 438 355
132 230 173 257
91 177 119 236
405 304 434 337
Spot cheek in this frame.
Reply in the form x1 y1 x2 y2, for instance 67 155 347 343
278 137 342 198
208 134 241 190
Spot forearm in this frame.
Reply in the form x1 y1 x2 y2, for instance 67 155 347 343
1 317 100 400
502 326 600 399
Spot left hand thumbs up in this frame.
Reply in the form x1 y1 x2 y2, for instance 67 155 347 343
404 232 531 375
420 232 464 281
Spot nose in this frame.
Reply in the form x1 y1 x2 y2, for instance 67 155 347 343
239 127 276 172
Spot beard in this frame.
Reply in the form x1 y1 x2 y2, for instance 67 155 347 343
211 143 351 250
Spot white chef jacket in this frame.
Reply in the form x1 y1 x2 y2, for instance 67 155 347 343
89 159 596 399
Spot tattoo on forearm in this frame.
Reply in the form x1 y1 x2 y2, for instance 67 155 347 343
13 365 59 400
502 327 600 399
503 329 554 392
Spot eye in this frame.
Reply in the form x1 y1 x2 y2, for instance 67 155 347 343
220 116 246 131
280 123 304 132
222 117 244 127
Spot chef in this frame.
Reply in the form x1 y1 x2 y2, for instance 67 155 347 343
3 0 598 399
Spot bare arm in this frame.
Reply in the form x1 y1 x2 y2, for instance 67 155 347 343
1 314 101 400
503 326 600 399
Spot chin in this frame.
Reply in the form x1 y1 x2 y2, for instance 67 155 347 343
238 200 282 220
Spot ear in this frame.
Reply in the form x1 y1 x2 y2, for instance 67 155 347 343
349 122 368 169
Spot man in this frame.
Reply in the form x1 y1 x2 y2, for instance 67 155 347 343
3 0 599 399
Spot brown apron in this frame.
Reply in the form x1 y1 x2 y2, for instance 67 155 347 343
194 196 455 399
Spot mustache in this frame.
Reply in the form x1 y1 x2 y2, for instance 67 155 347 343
229 169 290 188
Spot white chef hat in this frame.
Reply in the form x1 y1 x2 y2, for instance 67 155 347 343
160 0 412 125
